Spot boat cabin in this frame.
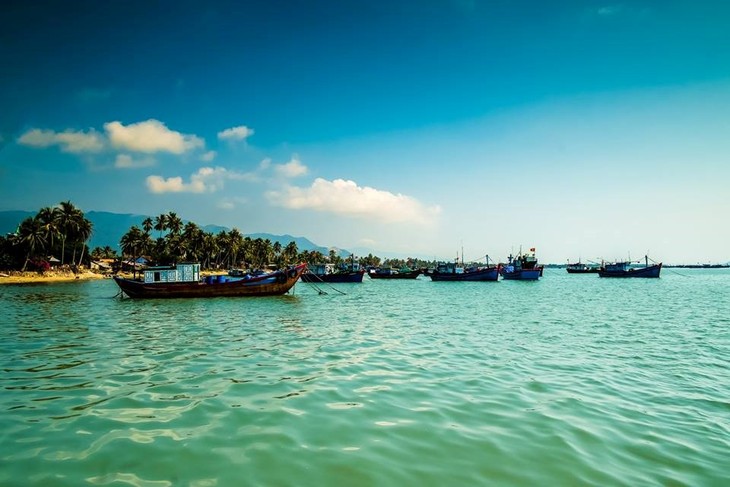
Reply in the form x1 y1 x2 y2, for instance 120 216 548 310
602 261 630 272
143 263 200 283
436 262 464 274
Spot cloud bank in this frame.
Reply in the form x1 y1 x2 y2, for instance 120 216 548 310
266 178 441 224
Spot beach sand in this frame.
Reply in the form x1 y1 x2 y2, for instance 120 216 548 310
0 270 108 285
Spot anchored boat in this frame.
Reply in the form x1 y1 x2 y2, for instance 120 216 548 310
500 248 543 280
113 263 306 298
598 256 662 278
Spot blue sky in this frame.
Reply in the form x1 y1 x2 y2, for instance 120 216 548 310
1 0 729 263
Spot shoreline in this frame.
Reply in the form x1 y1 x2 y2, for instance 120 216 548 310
0 270 109 285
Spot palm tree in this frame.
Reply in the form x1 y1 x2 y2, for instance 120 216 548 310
166 211 183 236
15 217 47 271
202 232 219 269
181 222 202 262
142 217 153 236
272 241 282 267
228 228 244 268
120 226 149 278
55 200 79 265
154 214 168 239
283 241 299 265
73 215 93 267
102 246 117 259
37 206 60 256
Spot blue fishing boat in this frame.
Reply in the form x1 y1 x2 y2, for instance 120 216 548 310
500 248 543 280
598 256 662 278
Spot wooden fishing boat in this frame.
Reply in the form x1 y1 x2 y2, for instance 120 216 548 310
113 263 306 298
598 256 661 278
500 248 543 280
368 267 421 279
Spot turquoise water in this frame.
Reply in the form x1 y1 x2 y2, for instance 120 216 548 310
1 269 729 486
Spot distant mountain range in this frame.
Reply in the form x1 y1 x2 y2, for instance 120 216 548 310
0 210 340 256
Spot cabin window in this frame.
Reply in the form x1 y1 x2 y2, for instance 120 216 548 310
154 271 161 282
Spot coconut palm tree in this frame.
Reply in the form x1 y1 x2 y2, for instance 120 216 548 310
202 232 219 269
228 228 244 268
120 226 150 278
37 206 60 256
55 200 80 265
142 217 153 236
166 212 183 236
15 217 47 271
154 214 168 239
73 215 93 267
283 241 299 265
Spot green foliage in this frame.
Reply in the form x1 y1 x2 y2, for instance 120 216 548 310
0 201 94 271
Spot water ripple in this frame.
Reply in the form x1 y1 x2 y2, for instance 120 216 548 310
1 273 729 485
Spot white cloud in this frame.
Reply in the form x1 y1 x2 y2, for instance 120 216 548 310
105 119 204 154
218 125 254 141
274 156 308 178
266 178 441 224
114 154 156 169
18 128 105 153
217 196 248 210
146 166 256 194
201 150 217 162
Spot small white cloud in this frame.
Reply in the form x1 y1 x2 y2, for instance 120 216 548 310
146 166 255 194
266 178 441 225
105 119 204 154
217 197 248 210
18 128 105 153
146 175 192 193
218 125 254 141
201 150 217 162
274 156 308 178
259 158 271 170
114 154 155 169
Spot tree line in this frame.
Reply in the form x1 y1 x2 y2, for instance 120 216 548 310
115 213 432 271
0 201 92 271
1 201 434 272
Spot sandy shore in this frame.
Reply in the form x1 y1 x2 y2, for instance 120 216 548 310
0 270 109 285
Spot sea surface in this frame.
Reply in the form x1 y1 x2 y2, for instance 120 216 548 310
1 268 729 486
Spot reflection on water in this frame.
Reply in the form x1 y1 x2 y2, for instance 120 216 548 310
1 272 729 486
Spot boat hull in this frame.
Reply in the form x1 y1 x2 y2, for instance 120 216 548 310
114 264 306 298
598 263 662 278
500 268 542 280
369 270 421 279
429 267 499 281
301 270 365 283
